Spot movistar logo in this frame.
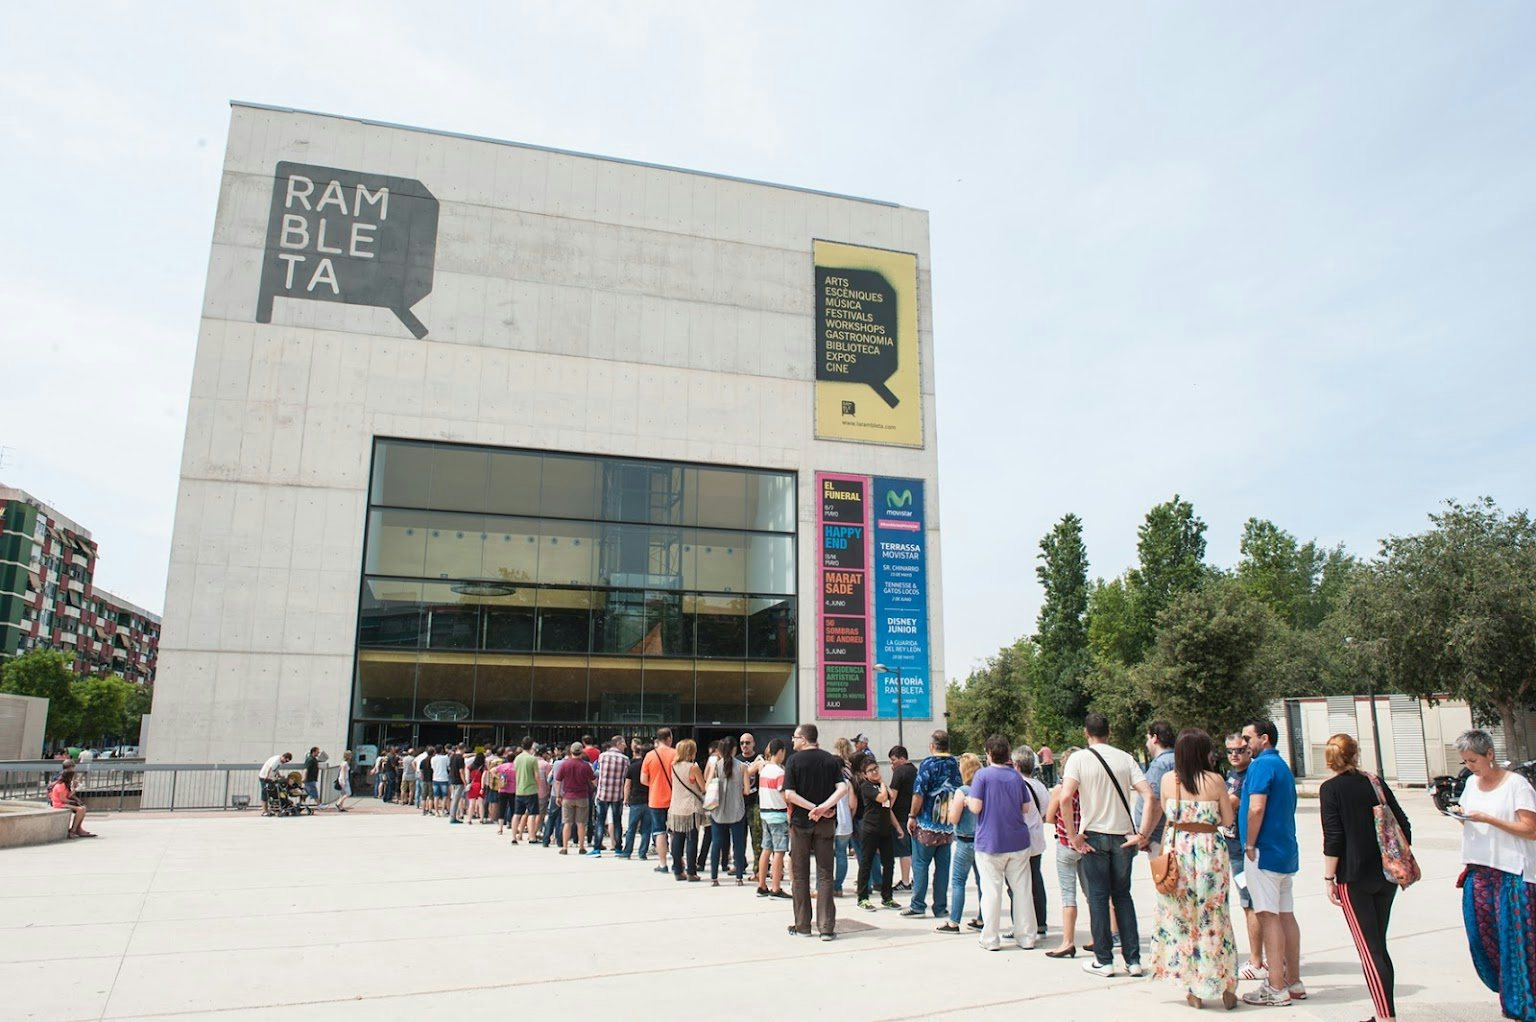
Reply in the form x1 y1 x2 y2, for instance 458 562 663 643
886 489 913 509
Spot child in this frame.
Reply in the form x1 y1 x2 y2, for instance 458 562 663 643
754 739 790 899
856 758 900 909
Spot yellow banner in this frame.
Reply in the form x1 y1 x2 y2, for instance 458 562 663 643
813 240 922 447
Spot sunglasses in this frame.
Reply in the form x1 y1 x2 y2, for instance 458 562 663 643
1226 748 1249 756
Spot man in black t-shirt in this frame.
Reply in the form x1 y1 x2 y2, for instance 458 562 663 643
302 746 323 804
888 746 916 889
783 723 850 940
739 732 762 872
448 745 468 823
620 741 653 861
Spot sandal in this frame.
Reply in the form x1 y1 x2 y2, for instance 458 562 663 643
1221 990 1238 1011
967 919 984 931
1186 994 1204 1010
935 922 961 933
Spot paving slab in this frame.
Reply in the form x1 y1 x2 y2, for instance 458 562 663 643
0 796 1507 1021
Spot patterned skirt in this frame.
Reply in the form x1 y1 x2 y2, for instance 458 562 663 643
1463 864 1536 1022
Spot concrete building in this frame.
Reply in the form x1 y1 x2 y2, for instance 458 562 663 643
152 103 943 763
0 485 160 684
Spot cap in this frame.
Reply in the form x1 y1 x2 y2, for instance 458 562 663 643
854 733 871 744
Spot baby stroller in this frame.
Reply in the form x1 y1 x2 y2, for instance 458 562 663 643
262 770 315 817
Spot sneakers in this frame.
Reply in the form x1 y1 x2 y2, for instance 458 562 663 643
1082 960 1117 978
1241 985 1292 1007
881 899 899 909
894 881 912 891
899 907 925 917
757 887 770 898
1125 963 1143 977
770 890 791 900
859 899 876 911
1238 960 1267 981
585 849 602 857
1286 982 1307 1001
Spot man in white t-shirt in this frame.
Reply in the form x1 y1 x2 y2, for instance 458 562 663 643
413 747 432 812
258 752 293 815
1060 713 1156 978
429 747 452 818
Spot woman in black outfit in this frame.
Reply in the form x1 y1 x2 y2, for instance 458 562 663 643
1319 733 1410 1022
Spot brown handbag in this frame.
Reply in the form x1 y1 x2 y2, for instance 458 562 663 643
1151 822 1182 895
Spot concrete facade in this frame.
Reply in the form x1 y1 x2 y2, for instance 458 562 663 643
0 693 47 760
153 103 943 763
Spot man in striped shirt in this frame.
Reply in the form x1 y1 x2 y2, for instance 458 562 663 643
589 736 630 856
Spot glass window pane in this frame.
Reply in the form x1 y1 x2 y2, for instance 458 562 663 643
599 524 685 589
530 656 587 721
593 589 648 655
359 579 423 648
482 588 536 652
485 450 543 517
426 605 480 651
537 588 593 653
599 460 684 525
422 513 486 580
686 467 749 530
746 663 796 724
429 445 489 512
645 590 690 658
539 456 599 520
745 472 796 533
747 596 796 659
695 660 744 723
356 651 417 718
694 530 746 593
692 593 746 658
414 653 476 721
481 515 540 585
744 534 795 595
371 440 433 508
364 510 427 577
589 658 644 723
642 658 696 725
474 656 532 720
537 519 597 586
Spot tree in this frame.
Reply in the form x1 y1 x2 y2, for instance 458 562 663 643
1237 518 1356 630
946 640 1036 754
0 649 81 744
124 683 152 742
1087 577 1141 667
72 674 136 745
1138 580 1276 740
1343 499 1536 760
1082 658 1152 752
1033 513 1091 738
1124 495 1208 663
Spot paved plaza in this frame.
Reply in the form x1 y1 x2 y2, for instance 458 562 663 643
0 795 1509 1021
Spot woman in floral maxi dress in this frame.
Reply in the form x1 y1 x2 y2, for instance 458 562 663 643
1150 728 1239 1010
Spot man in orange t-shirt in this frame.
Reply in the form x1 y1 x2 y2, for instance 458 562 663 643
641 727 677 869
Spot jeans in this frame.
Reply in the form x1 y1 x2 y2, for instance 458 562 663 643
834 835 851 891
1081 831 1141 966
710 818 747 879
977 849 1036 949
539 800 560 845
909 835 952 915
622 803 653 858
1030 852 1047 932
670 826 700 877
594 800 624 850
948 838 976 924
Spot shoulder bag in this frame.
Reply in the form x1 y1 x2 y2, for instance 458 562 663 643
1368 773 1420 889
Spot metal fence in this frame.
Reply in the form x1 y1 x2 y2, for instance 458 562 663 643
0 760 342 812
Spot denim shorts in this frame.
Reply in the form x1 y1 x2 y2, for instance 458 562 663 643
763 817 789 852
514 793 539 816
649 806 669 832
893 834 913 857
1055 843 1086 908
432 781 448 797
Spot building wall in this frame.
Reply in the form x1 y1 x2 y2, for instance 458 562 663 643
154 104 942 763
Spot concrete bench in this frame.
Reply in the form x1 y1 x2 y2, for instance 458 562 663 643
0 800 71 848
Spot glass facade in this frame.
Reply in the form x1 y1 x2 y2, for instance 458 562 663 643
353 440 798 744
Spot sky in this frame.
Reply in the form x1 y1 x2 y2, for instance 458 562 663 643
3 4 1533 682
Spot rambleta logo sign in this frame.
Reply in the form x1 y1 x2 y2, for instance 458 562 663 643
256 162 440 338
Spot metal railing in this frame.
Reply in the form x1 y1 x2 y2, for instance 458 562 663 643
0 760 342 812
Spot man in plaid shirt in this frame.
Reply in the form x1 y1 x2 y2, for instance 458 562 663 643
589 736 631 856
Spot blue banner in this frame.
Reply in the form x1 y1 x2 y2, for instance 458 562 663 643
872 477 931 719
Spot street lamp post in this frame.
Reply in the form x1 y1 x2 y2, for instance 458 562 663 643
875 663 904 750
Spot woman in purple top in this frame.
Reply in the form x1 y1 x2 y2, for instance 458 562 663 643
967 734 1038 951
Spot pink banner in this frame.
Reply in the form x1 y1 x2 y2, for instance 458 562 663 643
817 472 872 718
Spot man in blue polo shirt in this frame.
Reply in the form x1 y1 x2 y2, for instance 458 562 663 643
1238 718 1305 1008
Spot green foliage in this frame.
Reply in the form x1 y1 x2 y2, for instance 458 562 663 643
1087 577 1142 666
1081 658 1151 750
1343 498 1536 760
124 683 152 742
946 640 1037 754
1137 579 1276 740
0 650 80 743
1124 495 1209 661
73 674 136 745
1035 514 1091 732
1237 518 1356 630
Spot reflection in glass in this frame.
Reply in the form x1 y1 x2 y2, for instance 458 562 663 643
481 516 541 584
359 579 424 648
747 596 795 659
539 456 599 520
370 440 433 508
694 530 746 593
537 588 592 653
428 445 489 512
695 660 745 722
356 651 417 718
422 513 486 580
474 656 533 720
364 510 428 577
482 588 536 652
593 589 647 655
746 472 796 532
687 467 749 530
746 663 796 723
589 657 644 723
537 519 597 586
643 658 696 724
599 523 684 589
531 657 587 720
692 593 746 658
485 450 543 517
744 533 795 595
645 590 689 658
414 653 477 719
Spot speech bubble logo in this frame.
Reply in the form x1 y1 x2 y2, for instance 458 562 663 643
816 265 900 408
255 161 439 339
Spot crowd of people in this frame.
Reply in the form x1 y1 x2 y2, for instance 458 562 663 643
260 713 1536 1022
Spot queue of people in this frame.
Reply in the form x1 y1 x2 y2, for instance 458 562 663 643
286 716 1536 1022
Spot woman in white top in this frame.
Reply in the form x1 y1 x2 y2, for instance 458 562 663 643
335 750 354 812
1454 729 1536 1022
